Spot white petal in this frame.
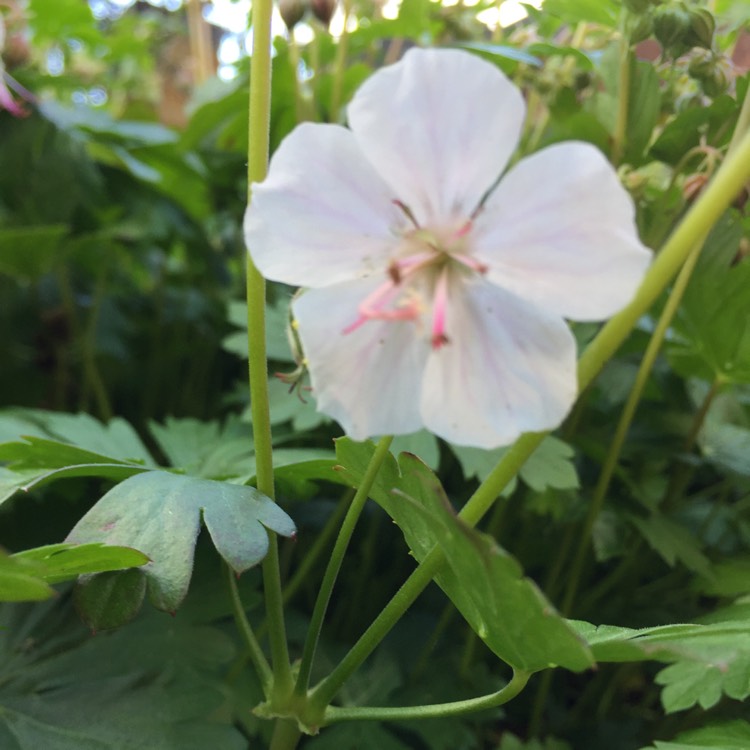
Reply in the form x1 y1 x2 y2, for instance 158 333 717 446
421 276 577 448
347 48 525 226
473 142 651 321
293 280 430 440
244 123 405 287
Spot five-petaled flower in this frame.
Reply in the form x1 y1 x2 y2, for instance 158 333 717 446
244 48 651 449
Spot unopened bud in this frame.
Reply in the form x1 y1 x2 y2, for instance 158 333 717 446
653 3 691 56
687 48 714 79
279 0 307 32
701 66 729 97
630 14 654 44
686 7 715 50
310 0 336 27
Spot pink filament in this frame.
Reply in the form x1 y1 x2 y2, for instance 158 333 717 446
341 277 420 335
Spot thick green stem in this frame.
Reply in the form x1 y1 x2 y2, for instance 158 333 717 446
246 0 275 502
269 719 302 750
323 670 530 724
245 0 293 699
307 129 750 706
295 436 393 695
263 537 294 697
728 79 750 155
329 0 352 120
287 35 307 123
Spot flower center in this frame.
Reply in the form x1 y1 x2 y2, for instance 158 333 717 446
342 203 487 350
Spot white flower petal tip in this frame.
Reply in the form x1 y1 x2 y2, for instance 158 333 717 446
348 47 526 225
475 140 652 321
245 47 651 449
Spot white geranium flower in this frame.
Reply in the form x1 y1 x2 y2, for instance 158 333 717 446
244 47 651 449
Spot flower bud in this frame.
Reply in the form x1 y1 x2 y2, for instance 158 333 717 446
653 3 691 56
701 66 729 97
630 14 654 44
686 7 715 50
310 0 336 27
279 0 307 32
687 48 714 79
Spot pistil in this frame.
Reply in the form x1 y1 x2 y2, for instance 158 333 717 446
431 268 450 350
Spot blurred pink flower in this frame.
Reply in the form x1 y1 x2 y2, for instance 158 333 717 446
244 48 651 448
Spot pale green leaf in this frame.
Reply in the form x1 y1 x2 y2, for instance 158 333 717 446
67 471 296 611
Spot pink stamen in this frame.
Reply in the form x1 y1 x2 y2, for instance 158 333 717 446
451 252 488 275
431 269 450 350
453 219 473 239
342 277 421 335
392 199 421 229
393 250 437 275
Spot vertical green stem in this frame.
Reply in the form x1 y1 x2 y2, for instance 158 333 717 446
329 0 352 120
287 35 308 123
611 22 631 166
246 0 293 697
295 436 393 695
728 79 750 155
269 719 302 750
